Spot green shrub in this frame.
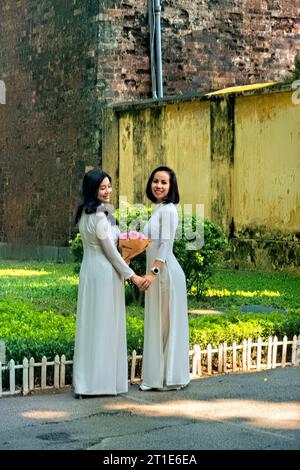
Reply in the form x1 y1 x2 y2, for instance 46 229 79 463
126 315 144 353
174 216 227 298
68 233 82 272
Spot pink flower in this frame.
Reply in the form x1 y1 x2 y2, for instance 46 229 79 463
119 232 129 240
119 231 147 241
128 230 140 240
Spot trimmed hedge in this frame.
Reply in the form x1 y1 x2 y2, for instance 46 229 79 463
0 299 75 364
188 310 300 349
0 299 299 362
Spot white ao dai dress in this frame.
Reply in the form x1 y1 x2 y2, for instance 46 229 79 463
73 209 134 395
142 203 190 389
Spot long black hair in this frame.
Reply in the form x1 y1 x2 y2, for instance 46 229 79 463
75 169 112 224
146 166 180 204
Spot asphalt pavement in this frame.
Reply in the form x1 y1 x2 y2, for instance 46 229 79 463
0 367 299 452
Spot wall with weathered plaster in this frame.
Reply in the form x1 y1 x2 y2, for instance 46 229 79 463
103 85 300 269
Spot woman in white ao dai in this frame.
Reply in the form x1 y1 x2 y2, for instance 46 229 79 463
73 169 146 397
140 167 190 391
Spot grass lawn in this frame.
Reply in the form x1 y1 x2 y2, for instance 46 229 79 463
0 260 299 360
0 260 299 316
188 270 300 311
0 260 78 316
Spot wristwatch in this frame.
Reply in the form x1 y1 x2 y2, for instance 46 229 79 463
151 267 160 276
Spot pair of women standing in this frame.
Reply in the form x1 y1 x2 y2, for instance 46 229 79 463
73 166 190 397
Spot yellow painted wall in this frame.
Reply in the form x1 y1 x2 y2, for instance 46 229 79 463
118 101 211 216
119 108 165 205
105 87 300 238
234 92 300 232
164 101 211 217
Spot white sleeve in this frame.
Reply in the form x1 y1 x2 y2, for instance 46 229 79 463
156 205 177 263
95 212 135 280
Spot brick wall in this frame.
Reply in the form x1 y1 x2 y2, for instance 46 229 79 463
0 0 299 246
103 0 300 99
161 0 300 94
0 1 101 244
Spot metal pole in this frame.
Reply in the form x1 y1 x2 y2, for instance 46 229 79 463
154 0 163 98
148 0 157 98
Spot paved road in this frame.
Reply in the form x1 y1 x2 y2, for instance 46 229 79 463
0 367 299 451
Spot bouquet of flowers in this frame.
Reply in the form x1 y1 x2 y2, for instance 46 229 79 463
118 230 152 264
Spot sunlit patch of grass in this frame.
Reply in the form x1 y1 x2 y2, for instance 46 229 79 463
203 288 281 298
25 276 79 289
58 276 79 286
0 269 51 277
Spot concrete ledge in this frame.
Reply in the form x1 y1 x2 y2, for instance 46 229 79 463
0 243 73 262
108 82 294 113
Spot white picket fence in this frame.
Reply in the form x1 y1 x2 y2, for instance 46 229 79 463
0 335 299 397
